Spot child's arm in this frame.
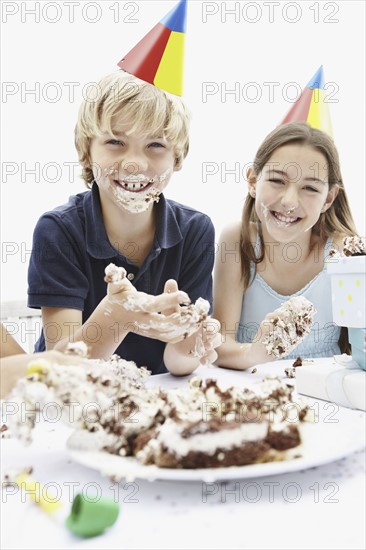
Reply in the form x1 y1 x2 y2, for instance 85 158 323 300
0 324 26 358
213 223 274 370
163 281 221 376
162 216 220 375
0 350 88 399
42 281 192 359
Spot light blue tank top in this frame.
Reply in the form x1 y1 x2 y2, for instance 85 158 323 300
237 234 340 359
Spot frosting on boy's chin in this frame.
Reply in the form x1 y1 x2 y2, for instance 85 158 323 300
112 185 162 214
105 167 172 214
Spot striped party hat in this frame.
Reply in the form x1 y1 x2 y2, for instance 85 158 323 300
117 0 187 96
281 66 333 136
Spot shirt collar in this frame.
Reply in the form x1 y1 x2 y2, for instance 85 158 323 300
85 184 183 259
84 184 118 259
154 194 183 249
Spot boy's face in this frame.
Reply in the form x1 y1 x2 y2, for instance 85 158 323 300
89 120 180 214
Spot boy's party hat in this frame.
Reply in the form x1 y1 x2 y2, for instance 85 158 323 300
118 0 187 96
281 66 333 136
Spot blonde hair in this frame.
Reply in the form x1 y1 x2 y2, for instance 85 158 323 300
75 71 191 187
240 122 358 291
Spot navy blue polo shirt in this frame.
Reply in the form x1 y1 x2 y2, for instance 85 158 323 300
28 184 215 374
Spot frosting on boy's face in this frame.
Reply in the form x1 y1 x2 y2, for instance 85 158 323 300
107 166 172 214
89 124 178 214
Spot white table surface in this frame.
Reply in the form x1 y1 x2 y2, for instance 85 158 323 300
1 360 365 550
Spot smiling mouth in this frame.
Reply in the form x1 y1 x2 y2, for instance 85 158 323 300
113 178 155 193
271 211 301 224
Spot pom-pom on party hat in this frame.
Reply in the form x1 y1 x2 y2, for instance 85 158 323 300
281 66 333 136
117 0 187 96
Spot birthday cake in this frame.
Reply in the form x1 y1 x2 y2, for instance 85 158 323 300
6 354 310 469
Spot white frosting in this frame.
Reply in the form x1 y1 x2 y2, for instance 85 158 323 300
151 419 268 457
104 262 210 339
6 350 307 467
285 366 296 378
112 185 161 214
67 427 118 451
65 341 89 358
107 167 172 214
104 264 127 284
330 236 366 257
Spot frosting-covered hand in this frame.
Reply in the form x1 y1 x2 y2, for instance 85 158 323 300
104 263 210 344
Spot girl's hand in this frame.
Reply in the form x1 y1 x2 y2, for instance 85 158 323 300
249 312 280 365
186 318 222 365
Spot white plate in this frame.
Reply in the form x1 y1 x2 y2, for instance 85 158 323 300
68 406 365 482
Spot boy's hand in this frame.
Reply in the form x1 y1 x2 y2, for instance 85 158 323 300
162 279 222 368
104 264 210 344
186 318 222 366
106 266 190 314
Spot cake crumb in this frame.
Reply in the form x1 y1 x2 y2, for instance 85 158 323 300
284 366 296 378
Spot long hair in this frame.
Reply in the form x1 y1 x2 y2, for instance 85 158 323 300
240 122 358 353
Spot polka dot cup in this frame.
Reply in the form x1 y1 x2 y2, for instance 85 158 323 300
326 256 366 328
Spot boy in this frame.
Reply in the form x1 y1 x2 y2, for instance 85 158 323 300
28 71 219 375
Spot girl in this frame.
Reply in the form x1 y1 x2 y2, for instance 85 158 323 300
214 122 358 369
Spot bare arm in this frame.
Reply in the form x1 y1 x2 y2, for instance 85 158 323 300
163 280 221 376
213 223 274 370
0 324 26 358
43 285 192 359
42 298 128 359
0 350 88 399
43 265 208 361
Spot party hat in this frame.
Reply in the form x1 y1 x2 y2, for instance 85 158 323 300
117 0 187 96
281 66 333 136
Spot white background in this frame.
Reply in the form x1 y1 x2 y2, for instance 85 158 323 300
1 0 365 303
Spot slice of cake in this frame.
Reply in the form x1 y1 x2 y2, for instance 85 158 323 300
6 354 166 452
135 417 271 468
132 376 308 469
262 296 316 359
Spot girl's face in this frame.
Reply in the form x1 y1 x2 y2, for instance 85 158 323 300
248 143 339 243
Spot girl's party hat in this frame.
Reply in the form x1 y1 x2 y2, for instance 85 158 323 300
118 0 187 96
281 66 333 136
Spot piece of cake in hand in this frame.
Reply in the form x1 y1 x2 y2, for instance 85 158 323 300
329 236 366 257
262 297 316 359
